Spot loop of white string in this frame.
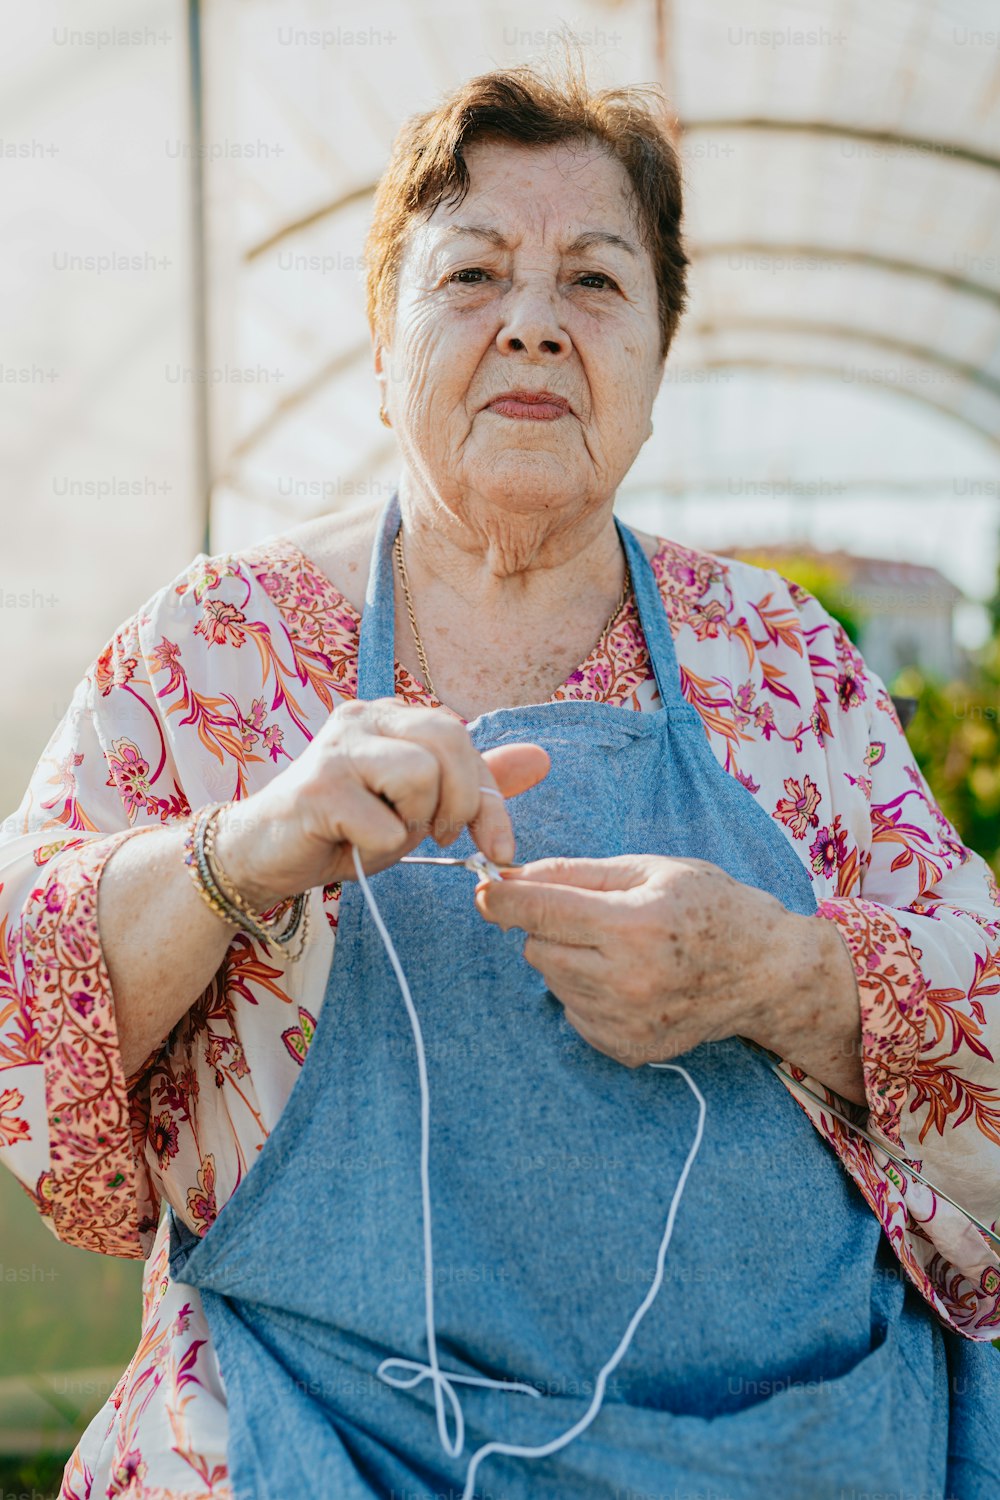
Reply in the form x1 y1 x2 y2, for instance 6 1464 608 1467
351 844 706 1500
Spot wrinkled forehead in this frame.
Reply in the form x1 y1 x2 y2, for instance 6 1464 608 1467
409 137 646 264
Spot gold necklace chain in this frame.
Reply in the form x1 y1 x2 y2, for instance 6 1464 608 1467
393 529 438 698
393 527 632 703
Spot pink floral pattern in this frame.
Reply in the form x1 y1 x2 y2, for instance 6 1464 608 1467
0 531 998 1498
2 829 163 1253
775 774 822 838
0 1085 30 1146
814 896 928 1147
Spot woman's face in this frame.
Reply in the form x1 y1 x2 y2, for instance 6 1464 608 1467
378 136 666 526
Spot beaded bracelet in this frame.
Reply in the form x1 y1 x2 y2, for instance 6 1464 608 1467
183 802 310 962
200 804 296 935
207 806 310 957
185 803 310 961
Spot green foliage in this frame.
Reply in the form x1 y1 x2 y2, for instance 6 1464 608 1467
744 549 1000 877
0 1155 143 1487
0 1173 143 1384
893 630 1000 877
0 1448 69 1499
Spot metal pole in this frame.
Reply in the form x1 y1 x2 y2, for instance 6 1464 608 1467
654 0 681 147
187 0 212 555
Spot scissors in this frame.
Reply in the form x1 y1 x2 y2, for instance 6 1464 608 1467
400 851 517 883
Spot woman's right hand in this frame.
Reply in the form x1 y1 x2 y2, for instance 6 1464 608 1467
213 697 551 908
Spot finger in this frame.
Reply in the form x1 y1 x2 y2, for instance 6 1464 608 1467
475 877 629 948
467 761 516 863
434 740 551 858
525 966 650 1066
356 703 536 862
498 854 653 892
349 700 484 851
299 777 416 884
340 701 549 864
468 743 551 864
559 1009 641 1066
522 936 616 996
342 736 443 843
564 1009 667 1069
480 743 551 799
335 782 410 858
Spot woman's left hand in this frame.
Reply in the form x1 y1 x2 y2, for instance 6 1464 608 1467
474 854 866 1101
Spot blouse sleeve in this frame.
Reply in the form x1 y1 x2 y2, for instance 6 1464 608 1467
1 541 353 1260
0 592 194 1258
779 581 1000 1336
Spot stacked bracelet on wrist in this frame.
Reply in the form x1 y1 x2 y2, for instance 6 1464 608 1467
183 802 310 962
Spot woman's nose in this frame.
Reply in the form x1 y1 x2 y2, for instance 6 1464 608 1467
496 287 570 359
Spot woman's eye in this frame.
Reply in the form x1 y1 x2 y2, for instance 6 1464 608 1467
449 268 490 284
576 272 618 290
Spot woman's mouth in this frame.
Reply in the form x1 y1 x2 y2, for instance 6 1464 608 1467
485 391 571 421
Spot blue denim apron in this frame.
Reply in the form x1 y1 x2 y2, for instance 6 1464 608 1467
168 493 991 1499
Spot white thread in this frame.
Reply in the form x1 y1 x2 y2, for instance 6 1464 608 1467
351 844 706 1499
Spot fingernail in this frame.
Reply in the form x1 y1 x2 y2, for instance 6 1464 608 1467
494 832 515 863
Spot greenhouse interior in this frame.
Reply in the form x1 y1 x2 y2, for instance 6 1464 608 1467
1 0 999 1491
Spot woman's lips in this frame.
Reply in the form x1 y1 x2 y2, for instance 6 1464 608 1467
485 392 570 421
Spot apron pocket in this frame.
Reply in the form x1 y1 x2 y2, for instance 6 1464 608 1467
444 1317 941 1500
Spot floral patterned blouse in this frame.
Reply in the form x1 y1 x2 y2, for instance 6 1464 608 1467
1 524 999 1500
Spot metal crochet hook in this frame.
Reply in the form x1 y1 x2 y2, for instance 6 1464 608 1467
742 1038 1000 1254
400 852 517 883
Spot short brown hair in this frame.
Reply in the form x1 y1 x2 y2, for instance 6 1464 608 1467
365 61 689 359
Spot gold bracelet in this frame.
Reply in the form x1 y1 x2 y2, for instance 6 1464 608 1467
183 804 311 962
204 806 309 957
202 804 287 930
186 806 240 927
183 806 240 928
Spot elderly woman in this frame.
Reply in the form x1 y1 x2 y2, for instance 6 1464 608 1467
3 64 1000 1500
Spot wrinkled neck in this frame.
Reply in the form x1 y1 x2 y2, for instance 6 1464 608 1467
395 472 625 620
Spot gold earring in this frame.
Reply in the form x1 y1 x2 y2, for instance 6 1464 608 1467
379 405 391 428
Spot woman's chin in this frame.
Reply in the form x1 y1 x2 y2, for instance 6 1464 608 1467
461 450 597 512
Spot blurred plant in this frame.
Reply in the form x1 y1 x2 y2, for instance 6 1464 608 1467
0 1449 69 1499
742 549 999 876
892 630 1000 877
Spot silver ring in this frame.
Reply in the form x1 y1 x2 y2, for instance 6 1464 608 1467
478 786 504 800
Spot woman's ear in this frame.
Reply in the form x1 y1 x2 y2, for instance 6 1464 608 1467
374 340 396 427
645 359 666 442
373 341 387 408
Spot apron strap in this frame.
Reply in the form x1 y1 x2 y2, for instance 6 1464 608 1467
356 491 403 701
612 513 689 713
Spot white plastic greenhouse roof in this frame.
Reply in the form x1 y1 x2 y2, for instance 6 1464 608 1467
3 0 998 808
197 0 1000 557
